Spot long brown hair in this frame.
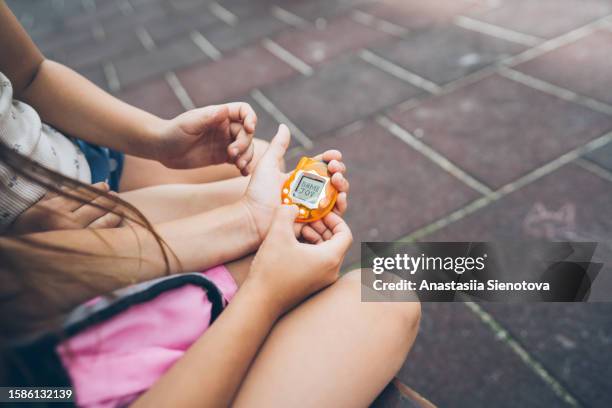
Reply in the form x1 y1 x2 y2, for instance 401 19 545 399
0 142 173 344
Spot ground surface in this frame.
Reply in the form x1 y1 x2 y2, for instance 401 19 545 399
7 0 612 406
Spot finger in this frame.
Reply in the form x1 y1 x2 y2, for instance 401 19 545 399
333 192 348 215
228 123 252 158
301 225 324 244
72 194 119 226
263 124 290 165
88 211 123 229
327 159 346 174
227 102 257 134
307 219 333 241
46 182 110 211
318 212 353 254
312 149 342 163
237 141 255 176
331 172 349 193
269 204 299 240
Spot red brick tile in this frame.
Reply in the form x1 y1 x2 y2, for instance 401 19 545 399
272 15 392 66
425 163 612 408
301 121 480 265
474 0 612 39
57 31 145 70
516 30 612 105
116 77 184 119
279 0 374 21
483 303 612 408
263 55 423 137
427 163 612 242
390 74 612 189
101 2 168 33
144 7 219 45
585 141 612 172
200 14 288 52
397 303 567 407
358 0 480 30
113 37 209 87
176 45 297 106
371 25 526 85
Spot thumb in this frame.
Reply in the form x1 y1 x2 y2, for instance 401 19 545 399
264 124 291 163
269 204 299 239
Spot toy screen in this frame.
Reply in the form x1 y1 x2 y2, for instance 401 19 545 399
294 175 324 203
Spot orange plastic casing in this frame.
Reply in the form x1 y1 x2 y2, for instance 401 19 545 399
281 157 338 223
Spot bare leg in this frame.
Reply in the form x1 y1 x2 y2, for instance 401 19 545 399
224 254 253 287
119 138 269 191
233 270 421 407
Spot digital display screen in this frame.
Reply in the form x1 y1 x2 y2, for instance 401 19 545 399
294 175 324 204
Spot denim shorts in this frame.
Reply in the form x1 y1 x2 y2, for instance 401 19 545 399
74 140 124 191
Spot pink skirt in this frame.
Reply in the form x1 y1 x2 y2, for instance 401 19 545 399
56 266 238 408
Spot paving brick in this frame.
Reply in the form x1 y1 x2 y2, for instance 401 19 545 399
424 162 612 271
272 15 392 66
115 77 185 119
220 0 278 18
397 303 566 408
176 45 296 106
298 121 480 265
371 383 421 408
113 37 209 87
201 14 288 52
164 0 220 13
54 31 145 70
101 2 168 33
585 141 612 172
371 25 526 85
144 6 219 44
483 303 612 408
280 0 374 21
515 30 612 105
474 0 612 39
390 74 612 189
263 55 423 137
33 26 95 56
357 0 480 30
61 0 121 31
7 0 78 25
424 164 612 407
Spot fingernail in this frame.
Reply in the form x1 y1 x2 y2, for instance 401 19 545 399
232 147 239 157
238 159 246 168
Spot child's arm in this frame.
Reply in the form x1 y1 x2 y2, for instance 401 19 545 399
0 2 161 158
0 198 262 321
6 182 124 235
133 207 353 408
0 2 257 174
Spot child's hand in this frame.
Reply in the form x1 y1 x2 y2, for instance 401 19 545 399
300 150 349 245
7 182 124 235
241 125 349 241
247 205 353 314
157 102 257 176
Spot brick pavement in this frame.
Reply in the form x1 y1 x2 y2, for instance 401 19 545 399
7 0 612 406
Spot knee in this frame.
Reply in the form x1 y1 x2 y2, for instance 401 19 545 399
340 270 421 357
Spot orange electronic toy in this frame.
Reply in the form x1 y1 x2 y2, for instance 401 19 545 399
281 157 338 223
